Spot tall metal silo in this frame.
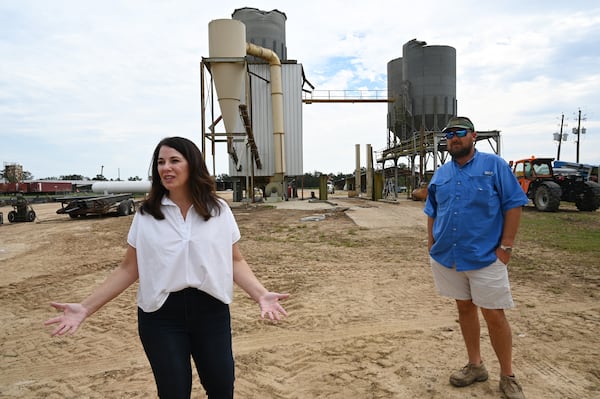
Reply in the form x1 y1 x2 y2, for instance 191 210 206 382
387 57 411 140
232 7 287 62
403 39 456 133
387 39 456 140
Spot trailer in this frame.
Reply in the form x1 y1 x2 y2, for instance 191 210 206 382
56 193 136 218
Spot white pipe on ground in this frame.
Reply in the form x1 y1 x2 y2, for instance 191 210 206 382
92 181 151 194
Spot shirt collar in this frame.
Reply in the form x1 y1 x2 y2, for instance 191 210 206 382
161 195 178 207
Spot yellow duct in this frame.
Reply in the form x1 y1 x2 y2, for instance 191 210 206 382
246 42 286 182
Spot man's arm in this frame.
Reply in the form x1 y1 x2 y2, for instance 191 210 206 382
500 206 522 248
427 216 435 252
496 206 523 264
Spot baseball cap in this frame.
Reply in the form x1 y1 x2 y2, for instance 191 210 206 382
442 116 475 132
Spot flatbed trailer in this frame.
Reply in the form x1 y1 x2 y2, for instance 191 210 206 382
56 193 136 218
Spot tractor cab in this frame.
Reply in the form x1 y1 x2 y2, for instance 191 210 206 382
511 157 554 197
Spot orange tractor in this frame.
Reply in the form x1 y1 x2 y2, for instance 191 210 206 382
510 156 600 212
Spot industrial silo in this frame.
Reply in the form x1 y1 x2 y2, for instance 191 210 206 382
232 7 287 62
388 39 456 140
210 9 303 184
387 57 411 140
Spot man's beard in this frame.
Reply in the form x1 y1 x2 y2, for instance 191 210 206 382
449 141 473 159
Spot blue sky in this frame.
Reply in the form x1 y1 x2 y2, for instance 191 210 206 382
1 0 599 180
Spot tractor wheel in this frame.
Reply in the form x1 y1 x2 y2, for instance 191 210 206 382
117 201 130 216
8 211 17 223
575 183 600 211
533 183 561 212
27 210 36 222
127 200 136 215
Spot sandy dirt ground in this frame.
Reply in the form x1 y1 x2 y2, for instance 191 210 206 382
0 191 598 398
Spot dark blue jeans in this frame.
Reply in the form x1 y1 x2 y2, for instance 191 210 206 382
138 288 235 399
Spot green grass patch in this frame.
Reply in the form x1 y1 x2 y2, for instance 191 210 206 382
519 209 600 253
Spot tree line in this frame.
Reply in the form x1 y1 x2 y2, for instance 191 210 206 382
215 171 354 188
2 168 350 188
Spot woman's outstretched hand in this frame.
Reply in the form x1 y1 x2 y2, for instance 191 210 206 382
44 302 88 336
258 292 290 321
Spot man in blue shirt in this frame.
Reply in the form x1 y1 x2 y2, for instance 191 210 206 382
424 116 529 399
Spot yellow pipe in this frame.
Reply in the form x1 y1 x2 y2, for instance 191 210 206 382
245 43 286 182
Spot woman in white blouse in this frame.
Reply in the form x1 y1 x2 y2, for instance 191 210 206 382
45 136 289 398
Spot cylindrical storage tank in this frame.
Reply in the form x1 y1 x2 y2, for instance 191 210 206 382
387 57 407 138
92 181 151 194
232 7 287 62
401 39 456 134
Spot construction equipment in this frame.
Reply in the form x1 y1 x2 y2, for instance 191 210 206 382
510 156 600 212
56 193 136 218
553 160 599 182
7 193 36 222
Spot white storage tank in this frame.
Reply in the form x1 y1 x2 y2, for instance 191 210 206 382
92 181 151 194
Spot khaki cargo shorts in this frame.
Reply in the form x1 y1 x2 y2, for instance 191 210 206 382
430 257 514 309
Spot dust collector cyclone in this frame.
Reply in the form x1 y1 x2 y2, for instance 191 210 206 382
208 19 246 134
208 18 286 200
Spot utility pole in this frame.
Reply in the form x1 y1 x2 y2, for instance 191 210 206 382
557 114 565 161
573 109 587 163
576 109 581 163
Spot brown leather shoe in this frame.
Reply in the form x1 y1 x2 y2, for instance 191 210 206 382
449 362 489 387
500 375 526 399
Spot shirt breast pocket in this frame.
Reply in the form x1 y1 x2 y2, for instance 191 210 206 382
433 176 453 210
469 176 499 214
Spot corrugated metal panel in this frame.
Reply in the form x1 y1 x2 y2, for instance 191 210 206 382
251 63 274 175
283 63 303 176
229 62 303 177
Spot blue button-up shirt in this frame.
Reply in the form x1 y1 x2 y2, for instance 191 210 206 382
424 150 529 271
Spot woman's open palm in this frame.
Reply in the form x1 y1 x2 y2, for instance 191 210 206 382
258 292 289 321
44 302 87 336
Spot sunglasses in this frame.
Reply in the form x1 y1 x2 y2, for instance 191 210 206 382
444 129 469 139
